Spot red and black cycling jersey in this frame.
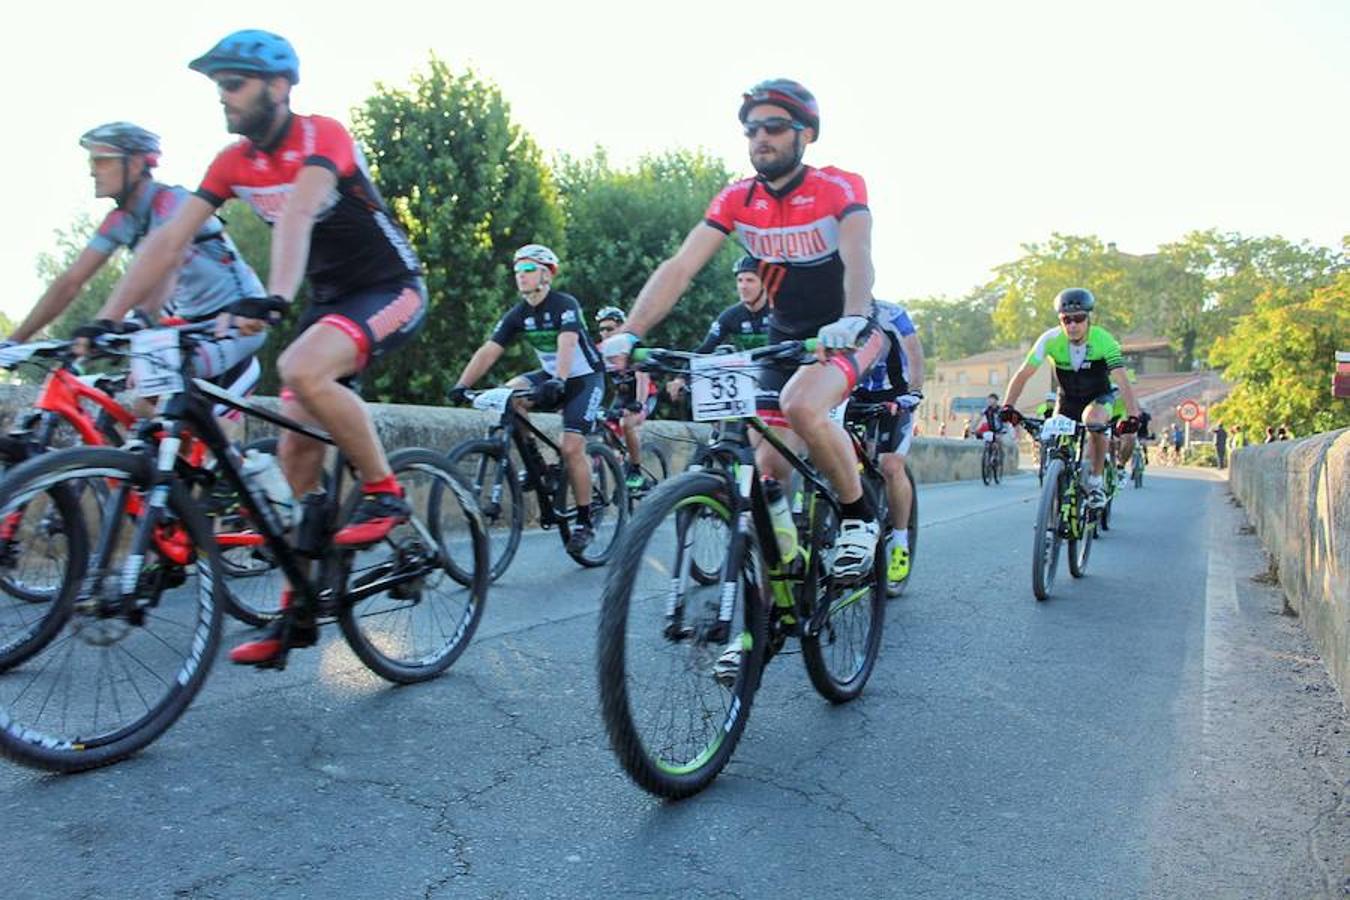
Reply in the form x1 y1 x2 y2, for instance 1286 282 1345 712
196 114 421 303
704 165 868 338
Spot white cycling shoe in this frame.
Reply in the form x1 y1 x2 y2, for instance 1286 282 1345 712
828 518 880 580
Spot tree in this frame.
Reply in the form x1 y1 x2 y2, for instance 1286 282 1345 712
556 149 739 350
35 215 128 339
906 286 1002 361
350 56 564 404
1210 272 1350 437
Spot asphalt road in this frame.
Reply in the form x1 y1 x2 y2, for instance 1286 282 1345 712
1 467 1345 899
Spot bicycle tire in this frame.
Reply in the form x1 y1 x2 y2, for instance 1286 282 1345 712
338 448 490 684
0 476 86 671
682 446 729 586
211 436 289 627
560 442 628 567
442 438 523 583
1032 458 1065 601
981 450 992 485
992 448 1003 484
597 471 767 799
0 446 223 773
800 478 886 703
1067 483 1094 579
883 466 918 599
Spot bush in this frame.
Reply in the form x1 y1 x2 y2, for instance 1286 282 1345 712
1183 442 1218 467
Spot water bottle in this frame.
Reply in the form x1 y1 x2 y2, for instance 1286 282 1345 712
241 449 295 529
763 479 799 562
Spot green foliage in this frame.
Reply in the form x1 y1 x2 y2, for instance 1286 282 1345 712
556 149 739 350
350 56 564 403
1210 272 1350 437
36 214 127 339
906 286 1000 361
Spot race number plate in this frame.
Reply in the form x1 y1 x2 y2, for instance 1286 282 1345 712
130 329 184 398
689 351 758 422
472 387 515 413
0 344 39 368
1041 414 1077 437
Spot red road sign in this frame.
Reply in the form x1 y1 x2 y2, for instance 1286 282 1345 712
1177 399 1201 423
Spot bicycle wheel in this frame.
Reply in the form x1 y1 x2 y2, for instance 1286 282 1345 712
981 449 992 485
338 448 489 684
681 446 729 586
0 474 86 671
800 479 886 703
0 447 223 773
626 442 670 511
1031 458 1065 601
1067 482 1094 579
443 438 522 583
560 442 628 567
1132 457 1144 488
597 471 768 799
992 447 1003 484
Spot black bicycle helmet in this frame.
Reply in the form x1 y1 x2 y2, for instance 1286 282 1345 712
732 255 759 276
1054 288 1096 314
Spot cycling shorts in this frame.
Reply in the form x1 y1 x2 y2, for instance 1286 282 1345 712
757 322 888 429
296 276 427 373
522 369 605 435
850 391 914 456
1059 389 1118 424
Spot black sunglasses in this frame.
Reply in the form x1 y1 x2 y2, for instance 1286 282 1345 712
215 75 252 93
1059 313 1089 325
743 117 804 138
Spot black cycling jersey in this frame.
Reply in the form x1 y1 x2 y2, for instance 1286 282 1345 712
489 290 603 378
692 302 770 353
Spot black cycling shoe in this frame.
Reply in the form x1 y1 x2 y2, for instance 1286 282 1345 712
335 491 410 547
565 525 594 555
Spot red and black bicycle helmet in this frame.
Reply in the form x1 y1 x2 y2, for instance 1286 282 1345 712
738 78 820 139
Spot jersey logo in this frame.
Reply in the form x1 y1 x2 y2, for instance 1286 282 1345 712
523 316 536 329
759 262 788 305
789 195 815 207
734 217 839 263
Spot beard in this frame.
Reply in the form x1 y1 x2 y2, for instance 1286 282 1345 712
228 91 281 144
750 135 803 181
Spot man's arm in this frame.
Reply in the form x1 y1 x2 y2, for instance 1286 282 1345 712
837 211 875 318
1110 367 1141 417
1002 363 1037 410
11 247 109 341
268 165 335 301
901 332 925 391
625 224 725 338
99 196 217 321
553 331 579 382
454 341 506 388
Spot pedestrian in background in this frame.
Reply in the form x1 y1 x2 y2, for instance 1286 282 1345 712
1214 421 1228 469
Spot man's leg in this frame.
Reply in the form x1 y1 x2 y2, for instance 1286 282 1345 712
1083 403 1111 508
779 364 862 504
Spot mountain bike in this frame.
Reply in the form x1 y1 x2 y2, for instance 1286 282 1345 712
980 430 1003 485
1130 441 1146 488
444 387 628 581
598 372 669 509
846 400 917 598
0 325 488 772
597 340 887 799
1019 414 1111 601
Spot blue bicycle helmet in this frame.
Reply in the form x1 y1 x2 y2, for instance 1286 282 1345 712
189 30 300 84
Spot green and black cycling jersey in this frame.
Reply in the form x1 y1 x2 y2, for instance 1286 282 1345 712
691 302 770 354
1024 325 1124 401
489 290 603 378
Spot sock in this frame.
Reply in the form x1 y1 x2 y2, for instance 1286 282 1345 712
363 474 400 496
891 528 908 549
841 493 874 522
576 504 592 527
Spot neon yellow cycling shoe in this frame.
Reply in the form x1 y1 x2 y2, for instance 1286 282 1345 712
887 544 911 582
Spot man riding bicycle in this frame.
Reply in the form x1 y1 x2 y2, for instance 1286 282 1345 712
449 244 606 554
852 300 924 582
1000 288 1141 509
11 122 267 410
95 30 428 665
595 307 656 491
602 78 886 579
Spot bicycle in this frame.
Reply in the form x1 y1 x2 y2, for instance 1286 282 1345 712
0 339 288 626
597 339 887 799
0 324 489 772
980 430 1004 485
1018 413 1112 601
598 372 669 508
1130 440 1146 488
445 386 628 582
846 400 918 599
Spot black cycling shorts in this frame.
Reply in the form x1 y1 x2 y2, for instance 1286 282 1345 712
850 391 914 455
757 322 888 428
297 276 427 373
1057 389 1118 424
522 369 605 435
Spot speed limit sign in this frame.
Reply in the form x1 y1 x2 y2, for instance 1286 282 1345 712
1177 399 1201 423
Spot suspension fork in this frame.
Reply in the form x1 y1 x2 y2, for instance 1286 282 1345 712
117 431 183 616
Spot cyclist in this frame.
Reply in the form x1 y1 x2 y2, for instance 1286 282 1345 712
12 123 267 409
595 307 656 491
665 254 771 403
1000 288 1141 509
975 393 1007 440
1108 368 1142 480
852 300 924 583
449 244 605 553
94 30 428 665
602 78 886 579
1035 391 1057 419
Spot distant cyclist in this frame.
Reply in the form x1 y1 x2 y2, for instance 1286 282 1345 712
595 306 656 491
1000 288 1141 509
449 244 605 553
665 254 771 402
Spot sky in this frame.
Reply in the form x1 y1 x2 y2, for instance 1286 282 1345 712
4 0 1347 322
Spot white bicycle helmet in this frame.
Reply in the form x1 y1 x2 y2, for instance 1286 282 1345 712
513 244 559 273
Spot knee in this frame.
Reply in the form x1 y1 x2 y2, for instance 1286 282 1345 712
278 353 325 400
560 433 584 459
881 454 906 480
781 390 824 431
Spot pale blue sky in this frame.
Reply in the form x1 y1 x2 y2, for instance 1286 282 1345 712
4 0 1346 320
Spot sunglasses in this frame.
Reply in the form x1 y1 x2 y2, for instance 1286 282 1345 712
215 76 252 94
597 325 616 334
743 117 804 138
1059 313 1089 325
514 262 540 273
